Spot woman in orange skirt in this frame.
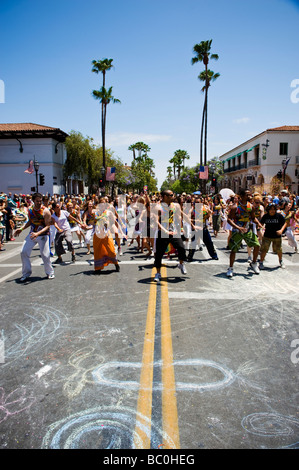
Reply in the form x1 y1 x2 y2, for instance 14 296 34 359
92 199 120 273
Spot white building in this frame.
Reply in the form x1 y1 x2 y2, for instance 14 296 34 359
0 123 68 195
219 126 299 195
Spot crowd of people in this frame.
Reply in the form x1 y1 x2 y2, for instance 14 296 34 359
0 188 298 281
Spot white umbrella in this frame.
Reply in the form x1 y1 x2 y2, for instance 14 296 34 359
220 188 235 202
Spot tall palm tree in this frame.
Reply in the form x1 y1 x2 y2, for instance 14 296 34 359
192 40 219 165
92 58 114 88
198 69 220 167
91 59 114 178
130 142 151 160
167 166 173 180
92 86 120 180
169 154 178 179
173 149 190 179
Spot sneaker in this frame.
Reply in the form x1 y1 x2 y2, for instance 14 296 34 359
118 248 123 256
115 263 120 272
47 273 55 279
212 254 219 260
250 262 260 274
259 262 265 270
247 256 252 263
154 273 161 282
280 260 286 269
178 262 187 275
226 267 234 278
53 257 63 264
81 241 84 247
20 275 30 282
72 254 76 262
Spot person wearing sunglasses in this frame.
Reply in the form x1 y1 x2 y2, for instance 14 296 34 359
152 190 187 282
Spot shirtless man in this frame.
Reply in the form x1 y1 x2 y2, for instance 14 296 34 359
14 192 55 281
226 189 263 277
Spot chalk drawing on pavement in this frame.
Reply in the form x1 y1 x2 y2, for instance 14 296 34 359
0 302 67 366
42 406 175 449
241 412 299 448
92 358 236 392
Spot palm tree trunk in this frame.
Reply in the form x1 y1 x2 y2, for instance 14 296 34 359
204 63 209 166
200 95 206 167
101 102 105 171
204 89 208 166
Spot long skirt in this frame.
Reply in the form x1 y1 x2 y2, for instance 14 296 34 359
93 233 118 271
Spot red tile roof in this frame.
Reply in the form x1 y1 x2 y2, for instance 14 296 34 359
0 123 62 131
0 123 68 142
267 125 299 131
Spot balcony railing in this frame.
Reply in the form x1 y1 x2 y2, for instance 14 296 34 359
248 158 260 167
224 163 246 173
224 158 260 173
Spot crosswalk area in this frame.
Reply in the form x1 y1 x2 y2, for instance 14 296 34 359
0 233 299 274
0 232 298 285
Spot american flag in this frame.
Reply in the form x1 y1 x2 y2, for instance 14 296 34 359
24 160 34 174
282 157 291 172
199 165 209 180
106 167 116 181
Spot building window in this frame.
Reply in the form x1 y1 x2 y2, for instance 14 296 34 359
280 142 288 156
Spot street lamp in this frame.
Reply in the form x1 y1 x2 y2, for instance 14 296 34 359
34 158 39 193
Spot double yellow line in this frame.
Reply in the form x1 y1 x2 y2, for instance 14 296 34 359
134 266 180 449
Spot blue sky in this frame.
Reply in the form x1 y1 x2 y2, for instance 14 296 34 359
1 0 299 187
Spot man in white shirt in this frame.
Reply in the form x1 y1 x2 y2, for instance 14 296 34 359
51 202 80 264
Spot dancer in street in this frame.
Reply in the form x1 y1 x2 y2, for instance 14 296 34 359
92 198 120 273
259 203 287 269
152 190 187 282
51 202 83 264
226 189 262 277
14 192 55 281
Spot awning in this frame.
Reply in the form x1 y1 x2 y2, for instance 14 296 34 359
225 144 259 162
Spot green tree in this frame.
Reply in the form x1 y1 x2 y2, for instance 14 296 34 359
64 131 94 181
64 130 125 193
130 155 157 192
169 149 190 180
192 40 219 166
128 142 151 161
127 141 157 191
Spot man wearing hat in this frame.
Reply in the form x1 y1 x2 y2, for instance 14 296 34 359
280 190 290 205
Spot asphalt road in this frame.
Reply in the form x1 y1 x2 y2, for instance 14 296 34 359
0 228 298 450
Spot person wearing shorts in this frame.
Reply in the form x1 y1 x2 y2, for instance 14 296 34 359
226 189 262 277
259 203 287 269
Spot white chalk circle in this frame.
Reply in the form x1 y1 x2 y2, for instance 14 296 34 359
42 406 175 449
241 412 299 438
92 359 236 392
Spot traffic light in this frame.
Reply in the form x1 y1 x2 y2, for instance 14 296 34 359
211 177 217 187
39 173 45 186
99 178 104 189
